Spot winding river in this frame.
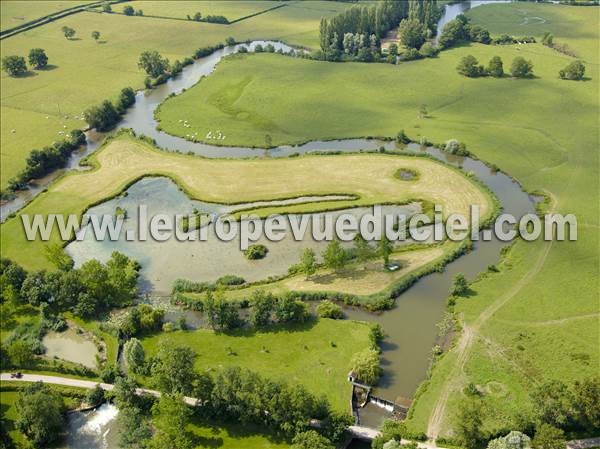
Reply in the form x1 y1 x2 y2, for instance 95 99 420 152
1 1 536 445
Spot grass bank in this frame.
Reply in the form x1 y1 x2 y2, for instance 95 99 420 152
0 133 493 271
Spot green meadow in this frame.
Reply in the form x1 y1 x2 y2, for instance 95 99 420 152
117 0 282 22
141 318 373 412
0 1 356 189
0 0 94 31
154 2 599 437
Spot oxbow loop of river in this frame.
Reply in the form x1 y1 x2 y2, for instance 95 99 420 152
1 1 536 441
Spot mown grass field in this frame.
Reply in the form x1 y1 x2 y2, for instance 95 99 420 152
141 318 373 412
118 0 281 22
0 0 94 30
153 3 599 438
0 133 492 271
0 1 356 188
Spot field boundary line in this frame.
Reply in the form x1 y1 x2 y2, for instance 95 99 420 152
0 1 125 40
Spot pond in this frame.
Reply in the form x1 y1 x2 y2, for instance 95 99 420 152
42 328 98 369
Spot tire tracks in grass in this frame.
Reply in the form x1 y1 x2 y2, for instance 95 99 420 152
426 193 558 441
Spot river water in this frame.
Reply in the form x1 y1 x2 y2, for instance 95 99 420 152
1 2 534 444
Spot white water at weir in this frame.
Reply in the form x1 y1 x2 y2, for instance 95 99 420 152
60 404 119 449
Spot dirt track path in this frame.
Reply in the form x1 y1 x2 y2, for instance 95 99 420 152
426 194 558 441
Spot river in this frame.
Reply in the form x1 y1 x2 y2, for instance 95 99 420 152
1 2 534 445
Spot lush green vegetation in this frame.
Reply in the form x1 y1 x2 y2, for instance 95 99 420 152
154 2 598 440
0 0 94 31
141 318 372 411
0 1 357 189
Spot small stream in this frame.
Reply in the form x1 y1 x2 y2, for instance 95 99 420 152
1 2 537 444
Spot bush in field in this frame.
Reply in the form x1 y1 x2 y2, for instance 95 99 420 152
510 57 534 78
91 30 101 42
299 248 317 279
215 274 245 286
349 348 381 385
61 26 76 39
559 60 585 80
225 36 236 46
450 273 469 296
457 55 484 78
244 244 268 260
2 55 27 76
123 5 134 15
316 300 343 319
323 240 348 271
28 48 48 69
488 56 504 78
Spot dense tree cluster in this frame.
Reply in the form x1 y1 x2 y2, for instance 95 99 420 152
6 129 85 191
84 86 136 131
15 382 66 448
1 252 139 322
27 48 48 69
2 48 48 76
246 290 310 328
319 0 410 61
1 55 27 76
456 55 532 79
118 304 164 338
210 366 329 437
559 60 586 80
439 14 490 48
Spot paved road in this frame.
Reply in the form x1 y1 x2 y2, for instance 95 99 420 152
0 373 198 405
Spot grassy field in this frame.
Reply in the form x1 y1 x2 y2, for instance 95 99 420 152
0 1 355 189
118 1 282 22
152 3 599 438
188 417 290 449
0 0 94 31
0 133 492 271
141 318 372 412
466 2 598 62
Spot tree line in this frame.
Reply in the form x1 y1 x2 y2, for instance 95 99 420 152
6 129 86 192
113 340 352 449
